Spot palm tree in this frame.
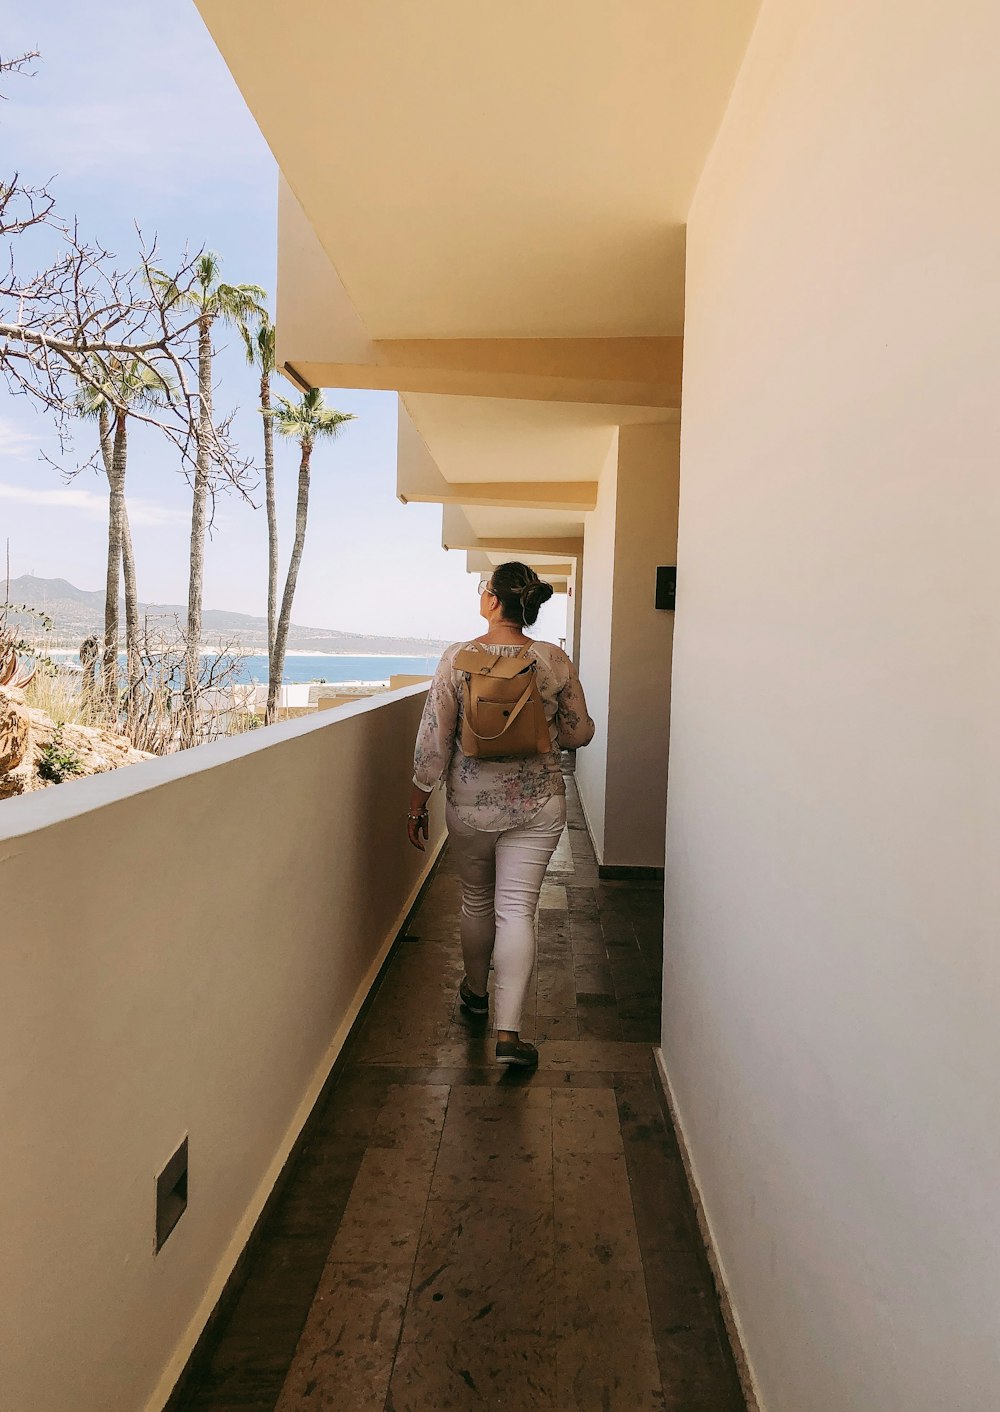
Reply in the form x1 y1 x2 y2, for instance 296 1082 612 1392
268 389 355 724
151 253 266 712
240 318 278 674
78 358 170 712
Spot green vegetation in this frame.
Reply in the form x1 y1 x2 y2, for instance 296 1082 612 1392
35 726 84 784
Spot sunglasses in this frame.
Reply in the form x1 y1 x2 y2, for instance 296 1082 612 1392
478 579 495 595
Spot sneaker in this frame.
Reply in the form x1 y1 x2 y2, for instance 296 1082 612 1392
459 977 489 1015
495 1037 539 1068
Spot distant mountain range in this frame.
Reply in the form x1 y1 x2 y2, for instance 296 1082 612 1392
2 575 449 657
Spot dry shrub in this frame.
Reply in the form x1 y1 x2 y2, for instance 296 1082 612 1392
24 666 91 726
19 624 256 757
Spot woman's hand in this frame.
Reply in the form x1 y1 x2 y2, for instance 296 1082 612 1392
407 809 429 851
407 786 432 851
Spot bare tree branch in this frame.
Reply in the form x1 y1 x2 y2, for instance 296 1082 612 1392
0 224 255 497
0 49 41 88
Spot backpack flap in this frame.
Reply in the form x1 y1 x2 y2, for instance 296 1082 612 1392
453 647 534 680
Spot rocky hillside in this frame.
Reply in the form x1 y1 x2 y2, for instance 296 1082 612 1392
3 575 448 655
0 684 153 800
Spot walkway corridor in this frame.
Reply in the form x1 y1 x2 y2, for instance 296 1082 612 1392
178 780 744 1411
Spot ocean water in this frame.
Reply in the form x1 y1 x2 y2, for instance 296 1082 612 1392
46 649 441 686
234 653 440 685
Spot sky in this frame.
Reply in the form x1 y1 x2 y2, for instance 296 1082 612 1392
0 1 566 645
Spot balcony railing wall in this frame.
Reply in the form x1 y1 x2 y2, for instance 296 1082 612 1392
0 685 442 1412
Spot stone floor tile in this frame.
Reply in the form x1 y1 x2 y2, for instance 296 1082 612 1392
446 1083 553 1109
446 1011 492 1043
552 1087 624 1156
533 1039 653 1072
386 1330 558 1411
639 1247 725 1336
432 1098 553 1187
577 1007 624 1041
183 1372 287 1410
274 1261 410 1412
369 1083 450 1152
266 1169 358 1242
554 1151 642 1269
402 1196 556 1343
355 1065 615 1091
654 1325 747 1411
566 888 599 922
329 1147 436 1265
536 938 574 963
539 881 568 910
638 939 665 972
571 941 611 964
620 1020 661 1045
555 1265 665 1411
536 962 577 1013
355 1036 496 1068
575 991 617 1009
617 994 661 1020
199 1245 324 1374
574 959 616 994
533 1014 580 1042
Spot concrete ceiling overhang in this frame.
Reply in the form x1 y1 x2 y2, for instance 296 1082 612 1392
196 0 760 341
196 0 759 546
397 399 603 512
274 181 683 410
442 504 584 561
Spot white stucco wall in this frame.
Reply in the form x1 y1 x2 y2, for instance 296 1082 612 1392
604 423 679 869
663 3 1000 1409
566 556 584 667
576 425 679 869
575 433 619 861
0 688 443 1412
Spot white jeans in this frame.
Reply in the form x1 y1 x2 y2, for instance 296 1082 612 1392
446 795 567 1033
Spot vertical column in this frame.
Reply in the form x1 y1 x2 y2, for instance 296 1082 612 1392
565 556 585 667
575 423 680 872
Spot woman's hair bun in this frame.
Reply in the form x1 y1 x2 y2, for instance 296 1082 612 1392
490 561 554 626
518 577 553 625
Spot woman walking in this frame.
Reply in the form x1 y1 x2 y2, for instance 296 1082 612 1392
407 562 595 1068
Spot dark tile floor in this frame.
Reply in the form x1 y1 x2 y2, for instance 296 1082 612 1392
177 779 745 1411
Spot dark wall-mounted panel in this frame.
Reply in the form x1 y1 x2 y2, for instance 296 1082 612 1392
655 566 676 611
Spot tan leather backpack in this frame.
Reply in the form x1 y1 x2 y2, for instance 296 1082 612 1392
453 646 551 760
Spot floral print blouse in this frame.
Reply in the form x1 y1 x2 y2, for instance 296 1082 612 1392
412 640 595 831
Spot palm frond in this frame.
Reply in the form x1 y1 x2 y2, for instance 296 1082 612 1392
148 265 198 310
149 254 269 322
259 320 275 372
74 354 173 415
76 386 109 418
214 281 268 329
126 358 174 408
196 251 222 294
270 388 356 446
238 315 275 371
238 320 256 366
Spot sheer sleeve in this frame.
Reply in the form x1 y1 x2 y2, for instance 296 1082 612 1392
555 658 596 750
412 648 460 789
